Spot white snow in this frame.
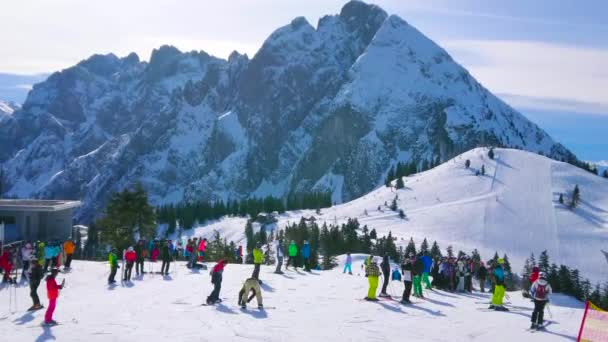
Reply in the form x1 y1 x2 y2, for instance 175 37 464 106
0 260 584 341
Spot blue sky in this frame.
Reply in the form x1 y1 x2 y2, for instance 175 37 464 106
0 0 605 162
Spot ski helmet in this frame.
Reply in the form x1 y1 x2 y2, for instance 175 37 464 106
539 272 547 279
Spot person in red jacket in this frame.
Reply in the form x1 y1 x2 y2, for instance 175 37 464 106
124 247 137 281
44 268 64 326
198 238 207 262
529 266 540 284
206 259 227 305
0 248 14 284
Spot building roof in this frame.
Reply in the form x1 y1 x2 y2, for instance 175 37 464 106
0 199 81 212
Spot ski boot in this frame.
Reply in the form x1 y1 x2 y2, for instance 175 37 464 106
258 304 264 310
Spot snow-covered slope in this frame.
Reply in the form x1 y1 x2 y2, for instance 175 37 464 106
0 1 577 221
0 260 584 341
176 148 608 283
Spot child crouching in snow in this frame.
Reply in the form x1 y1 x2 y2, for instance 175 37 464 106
239 278 263 309
44 268 64 326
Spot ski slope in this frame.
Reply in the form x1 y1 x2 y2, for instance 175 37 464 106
0 260 584 341
173 148 608 283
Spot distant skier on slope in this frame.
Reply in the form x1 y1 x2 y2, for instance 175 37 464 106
530 272 552 330
43 268 64 326
379 255 391 297
490 258 507 311
286 240 298 270
274 239 284 274
239 277 263 310
302 241 311 272
206 259 227 305
364 257 381 301
343 253 353 275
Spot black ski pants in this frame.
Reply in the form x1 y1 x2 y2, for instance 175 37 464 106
161 260 171 274
124 261 134 281
30 278 41 306
252 263 261 279
381 271 390 294
402 281 412 301
109 266 117 283
64 254 73 268
532 300 547 325
136 259 144 275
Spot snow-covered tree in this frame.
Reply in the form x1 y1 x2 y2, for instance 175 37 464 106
430 241 442 260
405 237 417 257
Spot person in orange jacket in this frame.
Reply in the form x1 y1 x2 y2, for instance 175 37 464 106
44 268 64 326
63 239 76 270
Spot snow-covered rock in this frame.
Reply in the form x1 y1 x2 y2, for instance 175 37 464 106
0 1 579 222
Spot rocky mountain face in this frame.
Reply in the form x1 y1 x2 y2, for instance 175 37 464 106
0 1 576 222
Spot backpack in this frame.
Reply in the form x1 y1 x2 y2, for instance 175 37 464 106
535 284 546 300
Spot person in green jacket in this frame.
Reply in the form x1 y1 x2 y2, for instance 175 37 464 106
252 244 264 280
108 249 118 284
37 241 45 267
286 240 298 270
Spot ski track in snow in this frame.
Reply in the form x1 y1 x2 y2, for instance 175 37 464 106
0 260 584 341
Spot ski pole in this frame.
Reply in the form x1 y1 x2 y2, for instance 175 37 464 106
546 302 553 319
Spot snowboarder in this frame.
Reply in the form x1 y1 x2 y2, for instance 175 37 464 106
108 248 118 284
343 253 353 275
124 247 136 281
530 272 552 330
477 261 487 293
28 260 44 311
401 256 413 303
302 240 311 272
421 253 433 290
413 255 424 298
252 244 264 280
43 268 64 326
63 238 76 270
274 239 284 274
286 240 298 270
364 257 381 301
134 240 146 275
379 255 391 297
207 259 227 305
239 277 263 309
490 258 507 311
160 240 172 275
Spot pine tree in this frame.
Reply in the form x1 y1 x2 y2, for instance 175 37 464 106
539 250 550 272
570 185 580 208
244 220 255 264
369 228 377 240
405 237 417 257
492 252 499 264
390 197 398 211
419 238 430 256
481 165 486 176
446 245 454 258
522 257 532 290
430 241 442 260
396 177 405 189
471 249 481 265
529 252 536 268
559 193 564 204
465 159 471 169
488 148 495 160
548 263 560 292
398 209 406 219
502 254 515 290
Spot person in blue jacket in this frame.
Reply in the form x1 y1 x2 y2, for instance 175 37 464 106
301 241 311 272
420 253 433 290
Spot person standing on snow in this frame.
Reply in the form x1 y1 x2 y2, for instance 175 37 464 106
413 255 425 298
379 255 391 297
274 239 284 274
239 277 264 309
252 244 264 280
477 261 487 293
36 241 46 268
197 238 207 263
0 247 14 283
421 253 433 290
286 240 298 270
124 247 136 281
431 257 441 289
108 249 119 284
343 253 353 275
63 239 76 270
364 257 381 301
401 256 414 304
237 245 243 264
456 259 466 292
43 268 64 326
207 259 227 305
21 242 34 279
302 241 311 272
160 240 172 276
28 261 44 311
530 272 552 330
134 240 146 275
490 258 507 311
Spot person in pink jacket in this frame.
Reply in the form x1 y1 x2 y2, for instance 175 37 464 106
44 268 64 326
198 238 207 262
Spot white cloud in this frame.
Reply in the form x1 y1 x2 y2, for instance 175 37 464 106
443 40 608 115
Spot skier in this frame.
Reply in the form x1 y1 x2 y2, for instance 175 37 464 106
274 239 284 274
379 255 391 297
160 240 172 275
207 259 227 305
530 272 552 330
43 268 64 326
477 261 487 293
0 247 14 283
401 256 413 303
188 238 198 268
197 238 207 263
252 243 264 280
28 260 44 311
490 258 507 311
465 257 474 292
151 240 160 262
108 248 118 284
413 255 425 298
286 240 298 270
239 277 263 309
43 243 53 273
456 259 466 292
365 257 381 301
392 267 401 281
430 257 441 289
124 247 136 281
21 242 34 279
343 253 353 275
134 240 146 275
421 253 433 290
237 245 243 264
302 240 311 272
63 238 76 270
